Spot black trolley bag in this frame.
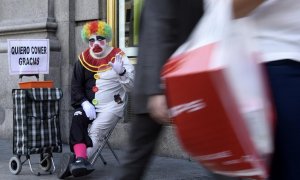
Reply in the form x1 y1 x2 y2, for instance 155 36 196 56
9 88 63 175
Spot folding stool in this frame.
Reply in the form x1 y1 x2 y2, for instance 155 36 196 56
88 93 131 166
89 117 121 166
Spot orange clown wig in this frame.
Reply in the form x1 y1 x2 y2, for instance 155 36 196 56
81 20 112 43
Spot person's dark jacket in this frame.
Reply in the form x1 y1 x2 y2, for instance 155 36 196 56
133 0 204 114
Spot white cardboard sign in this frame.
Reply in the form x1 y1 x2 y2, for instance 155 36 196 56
7 39 50 75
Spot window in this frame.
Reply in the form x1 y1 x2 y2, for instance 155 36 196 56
107 0 144 57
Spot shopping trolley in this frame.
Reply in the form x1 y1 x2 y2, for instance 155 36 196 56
9 87 63 175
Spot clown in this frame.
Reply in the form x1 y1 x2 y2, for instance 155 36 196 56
57 20 134 178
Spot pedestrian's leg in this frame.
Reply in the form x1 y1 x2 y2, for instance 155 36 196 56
266 60 300 180
87 112 119 158
114 113 163 180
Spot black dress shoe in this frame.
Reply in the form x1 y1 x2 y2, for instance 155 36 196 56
57 153 75 179
70 157 95 177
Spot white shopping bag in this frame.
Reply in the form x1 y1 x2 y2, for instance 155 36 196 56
162 0 274 179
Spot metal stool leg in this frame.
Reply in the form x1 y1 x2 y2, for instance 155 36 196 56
89 118 121 166
106 141 120 164
90 141 106 166
99 154 107 165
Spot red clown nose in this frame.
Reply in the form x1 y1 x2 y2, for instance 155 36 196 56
93 44 102 53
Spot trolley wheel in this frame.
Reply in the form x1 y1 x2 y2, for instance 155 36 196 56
39 156 52 172
9 156 22 175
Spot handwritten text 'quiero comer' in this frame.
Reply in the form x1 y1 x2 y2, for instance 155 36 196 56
11 46 47 55
11 46 47 66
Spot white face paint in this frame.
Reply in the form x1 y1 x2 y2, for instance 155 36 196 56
89 34 108 57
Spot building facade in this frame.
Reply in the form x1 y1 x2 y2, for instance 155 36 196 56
0 0 188 159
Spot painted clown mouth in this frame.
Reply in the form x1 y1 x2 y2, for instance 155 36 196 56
92 45 103 53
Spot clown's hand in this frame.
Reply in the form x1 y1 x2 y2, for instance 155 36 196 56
81 101 96 120
109 54 126 75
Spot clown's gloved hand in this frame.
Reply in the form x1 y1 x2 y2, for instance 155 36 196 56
81 101 96 120
109 54 126 75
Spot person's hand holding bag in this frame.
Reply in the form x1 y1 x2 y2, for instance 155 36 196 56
147 95 170 124
232 0 264 18
81 100 96 120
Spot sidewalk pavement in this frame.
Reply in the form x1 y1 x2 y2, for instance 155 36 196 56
0 138 237 180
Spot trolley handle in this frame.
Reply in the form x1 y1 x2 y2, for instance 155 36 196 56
19 74 39 82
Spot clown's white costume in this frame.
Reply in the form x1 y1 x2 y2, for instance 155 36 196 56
57 21 134 179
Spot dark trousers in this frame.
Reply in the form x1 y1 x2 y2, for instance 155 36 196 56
114 114 163 180
266 60 300 180
69 108 93 152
